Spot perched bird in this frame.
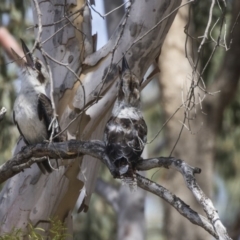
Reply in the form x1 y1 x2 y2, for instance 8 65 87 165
104 57 147 190
12 39 61 174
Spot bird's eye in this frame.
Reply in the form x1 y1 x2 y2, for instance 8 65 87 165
35 61 42 71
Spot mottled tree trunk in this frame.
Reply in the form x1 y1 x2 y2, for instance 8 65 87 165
0 0 182 237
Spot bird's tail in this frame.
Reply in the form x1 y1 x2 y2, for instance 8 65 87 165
37 157 54 174
120 166 137 192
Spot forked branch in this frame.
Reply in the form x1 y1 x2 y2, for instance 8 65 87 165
0 140 231 240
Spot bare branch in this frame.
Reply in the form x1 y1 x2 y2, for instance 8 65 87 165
0 140 231 239
31 0 59 141
12 157 48 172
198 0 216 52
95 178 120 213
137 174 218 239
0 140 117 184
2 1 233 238
87 0 128 19
31 0 43 53
137 157 232 240
168 1 228 155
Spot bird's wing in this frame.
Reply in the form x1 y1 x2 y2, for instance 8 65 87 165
13 110 29 145
38 93 66 143
38 94 58 173
37 93 53 139
132 117 148 145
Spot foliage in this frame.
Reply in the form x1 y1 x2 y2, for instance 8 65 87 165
0 228 23 240
49 218 69 240
0 219 69 239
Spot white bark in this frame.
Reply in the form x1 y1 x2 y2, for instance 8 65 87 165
0 139 232 239
0 0 182 235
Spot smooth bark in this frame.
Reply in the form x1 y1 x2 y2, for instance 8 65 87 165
0 0 182 236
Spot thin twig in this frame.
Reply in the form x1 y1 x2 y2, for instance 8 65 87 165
31 0 58 142
147 104 183 144
198 0 216 52
41 12 82 45
39 49 87 140
0 140 232 239
94 3 132 103
31 0 43 53
87 0 129 19
170 1 227 154
26 8 84 29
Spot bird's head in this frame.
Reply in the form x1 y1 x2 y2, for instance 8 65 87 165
118 56 140 107
12 39 49 90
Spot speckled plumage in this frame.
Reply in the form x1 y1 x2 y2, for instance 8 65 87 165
104 57 147 190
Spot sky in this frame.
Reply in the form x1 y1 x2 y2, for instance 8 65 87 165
90 0 108 49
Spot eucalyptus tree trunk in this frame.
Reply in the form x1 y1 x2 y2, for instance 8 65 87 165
0 0 182 236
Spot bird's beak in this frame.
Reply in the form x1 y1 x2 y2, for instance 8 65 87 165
20 39 34 68
122 56 130 72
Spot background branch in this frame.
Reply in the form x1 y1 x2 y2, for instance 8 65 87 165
95 178 119 213
137 174 218 239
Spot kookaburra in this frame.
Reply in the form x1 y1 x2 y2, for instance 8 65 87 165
12 40 61 174
104 57 147 190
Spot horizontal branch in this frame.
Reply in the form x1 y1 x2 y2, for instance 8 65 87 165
137 157 201 173
0 140 116 183
138 157 231 240
0 139 231 239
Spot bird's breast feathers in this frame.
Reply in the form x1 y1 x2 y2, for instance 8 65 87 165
113 105 143 120
13 93 47 143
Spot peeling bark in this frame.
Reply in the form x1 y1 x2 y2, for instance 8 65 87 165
0 0 182 236
0 138 230 239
